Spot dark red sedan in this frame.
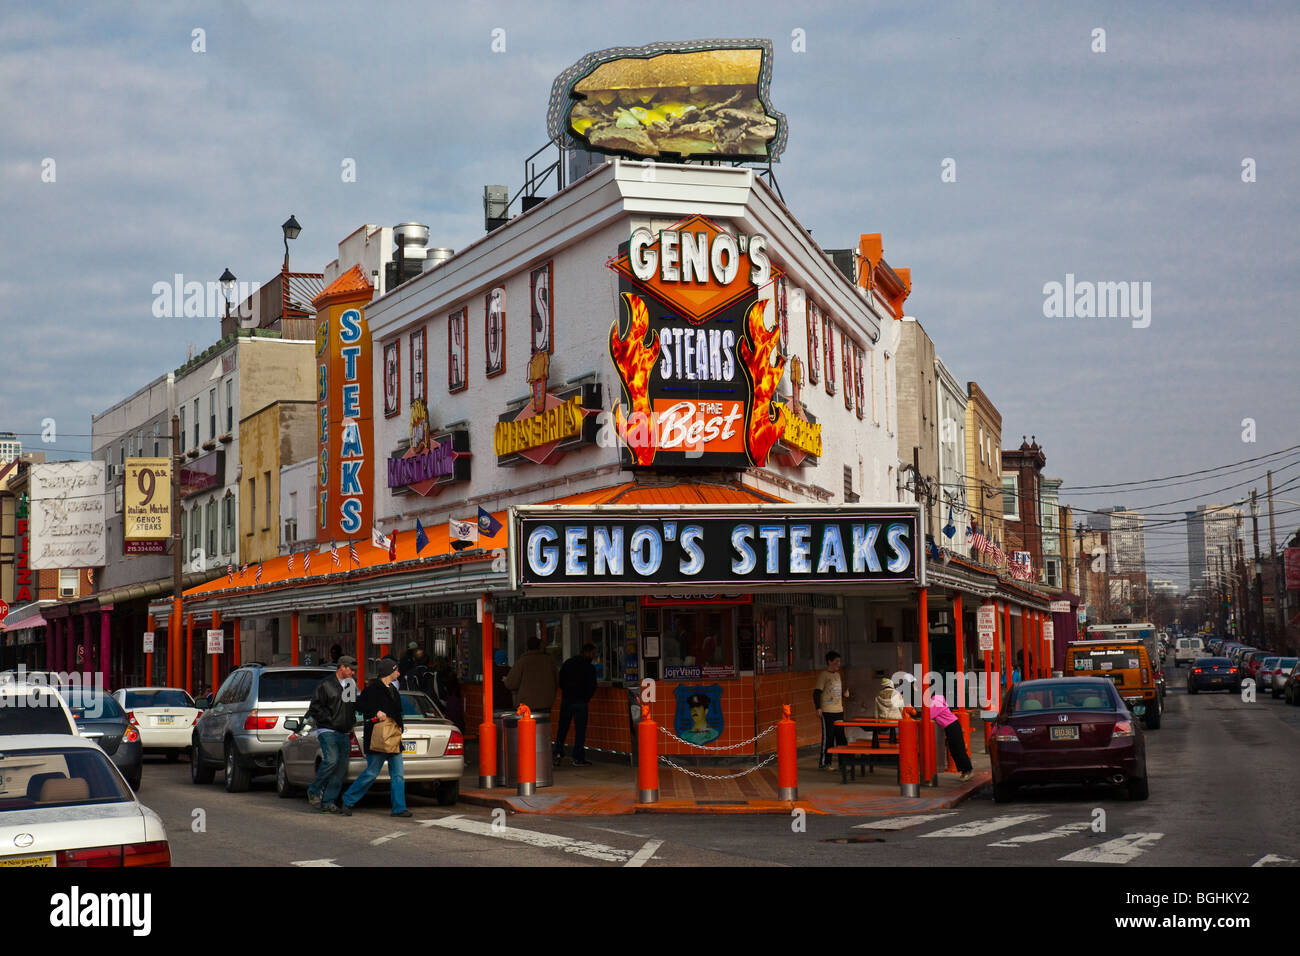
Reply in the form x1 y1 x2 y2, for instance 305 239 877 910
990 678 1148 803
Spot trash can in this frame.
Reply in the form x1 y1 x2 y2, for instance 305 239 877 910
496 710 554 788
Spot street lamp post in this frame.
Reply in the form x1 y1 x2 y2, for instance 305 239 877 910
281 215 301 271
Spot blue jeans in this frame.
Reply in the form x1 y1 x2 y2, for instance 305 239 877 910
309 731 350 806
342 752 406 814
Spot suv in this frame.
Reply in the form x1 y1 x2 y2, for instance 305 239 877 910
191 664 335 792
1065 641 1162 729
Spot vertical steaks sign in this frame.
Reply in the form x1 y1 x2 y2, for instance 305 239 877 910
608 214 821 468
314 266 375 539
512 506 922 589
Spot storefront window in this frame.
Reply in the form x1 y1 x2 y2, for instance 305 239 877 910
756 606 789 673
580 618 624 683
659 606 737 679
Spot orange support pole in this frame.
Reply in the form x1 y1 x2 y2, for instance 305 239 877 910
170 596 181 688
145 615 155 688
1003 602 1013 690
777 704 797 800
1035 611 1043 678
983 600 995 748
210 610 221 695
185 613 194 696
637 704 659 803
290 610 300 666
516 704 536 796
1025 610 1034 680
953 593 965 710
479 594 497 788
232 618 241 668
354 607 365 687
898 706 920 797
918 587 936 785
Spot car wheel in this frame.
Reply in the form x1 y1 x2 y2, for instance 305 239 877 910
1144 700 1161 730
992 782 1015 803
275 756 299 799
1127 775 1149 801
224 740 252 793
435 781 460 806
165 750 181 763
128 774 142 791
191 737 215 784
1187 684 1198 695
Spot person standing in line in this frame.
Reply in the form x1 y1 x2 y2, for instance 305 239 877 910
305 655 357 813
930 693 973 781
504 636 558 715
815 651 850 771
554 643 598 767
398 641 420 681
340 658 411 817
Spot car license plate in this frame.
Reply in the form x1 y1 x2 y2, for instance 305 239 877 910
156 715 175 725
0 855 54 867
1210 678 1221 684
1050 726 1079 740
401 741 419 755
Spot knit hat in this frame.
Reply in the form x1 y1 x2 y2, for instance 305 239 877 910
378 658 399 678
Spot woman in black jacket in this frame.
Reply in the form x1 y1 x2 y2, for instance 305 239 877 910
340 659 411 817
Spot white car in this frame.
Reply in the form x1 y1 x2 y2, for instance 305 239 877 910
1174 637 1205 667
0 682 78 736
112 687 201 761
0 734 170 866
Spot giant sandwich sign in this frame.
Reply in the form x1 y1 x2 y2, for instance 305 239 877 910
512 506 923 590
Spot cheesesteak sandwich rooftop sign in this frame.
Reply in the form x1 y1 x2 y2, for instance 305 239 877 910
512 506 923 590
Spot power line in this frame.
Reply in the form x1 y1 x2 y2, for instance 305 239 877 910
1057 443 1300 492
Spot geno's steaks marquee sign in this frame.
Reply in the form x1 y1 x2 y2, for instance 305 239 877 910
511 506 923 589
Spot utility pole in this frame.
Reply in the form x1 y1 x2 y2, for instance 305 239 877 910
1251 490 1263 644
171 414 183 689
1217 547 1227 635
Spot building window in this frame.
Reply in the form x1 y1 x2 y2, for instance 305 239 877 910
58 569 79 598
1046 560 1059 587
190 505 201 555
153 422 160 456
206 499 217 556
1002 475 1020 521
209 388 217 439
225 379 233 433
192 398 200 446
883 354 892 429
264 471 271 530
179 407 186 451
248 477 256 534
844 465 859 503
978 426 984 464
222 493 235 554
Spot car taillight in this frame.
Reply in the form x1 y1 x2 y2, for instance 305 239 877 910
994 726 1018 742
1113 721 1134 737
444 731 464 756
1141 668 1150 682
123 726 140 743
126 711 139 726
123 841 171 867
1229 668 1237 674
57 845 123 867
1193 668 1202 674
191 712 200 725
349 732 363 758
243 712 277 730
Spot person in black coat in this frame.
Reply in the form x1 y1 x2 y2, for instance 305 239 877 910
340 658 411 817
553 643 598 767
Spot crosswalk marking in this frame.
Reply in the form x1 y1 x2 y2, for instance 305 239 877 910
425 814 634 863
920 813 1049 838
371 830 411 846
624 839 663 868
853 813 956 831
290 858 341 867
1251 854 1297 867
1058 832 1163 864
988 822 1091 847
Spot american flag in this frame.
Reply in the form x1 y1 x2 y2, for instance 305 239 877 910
331 545 340 568
349 542 360 566
227 563 234 582
304 550 311 574
240 563 248 576
255 563 263 583
971 523 990 556
287 552 295 573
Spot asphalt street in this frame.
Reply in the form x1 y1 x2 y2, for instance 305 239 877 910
138 678 1300 868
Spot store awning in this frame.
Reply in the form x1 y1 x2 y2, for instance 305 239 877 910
0 614 47 633
549 480 786 506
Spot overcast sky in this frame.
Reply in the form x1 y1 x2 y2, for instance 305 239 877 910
3 1 1298 585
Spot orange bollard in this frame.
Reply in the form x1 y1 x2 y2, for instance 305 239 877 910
899 706 920 797
777 704 797 801
637 704 659 803
516 705 536 796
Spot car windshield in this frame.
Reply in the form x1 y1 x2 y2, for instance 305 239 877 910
0 747 132 810
257 672 331 702
1069 647 1143 672
1011 682 1116 714
62 691 125 721
124 689 194 709
0 688 74 735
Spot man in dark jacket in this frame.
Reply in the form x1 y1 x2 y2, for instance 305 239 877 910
305 656 357 812
340 658 411 817
553 643 598 767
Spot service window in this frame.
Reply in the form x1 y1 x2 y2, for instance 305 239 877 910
660 607 737 678
581 618 625 683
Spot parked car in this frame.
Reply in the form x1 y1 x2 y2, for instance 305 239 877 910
62 687 142 791
0 682 78 736
0 734 170 866
113 687 201 762
1229 645 1258 667
1263 657 1297 698
1241 651 1271 686
1283 662 1300 705
191 664 335 792
1186 657 1240 694
1173 637 1205 667
277 690 464 806
990 677 1148 802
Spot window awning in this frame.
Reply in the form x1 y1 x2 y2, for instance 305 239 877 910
0 614 47 632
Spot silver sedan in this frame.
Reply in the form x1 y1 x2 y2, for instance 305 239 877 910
275 690 463 805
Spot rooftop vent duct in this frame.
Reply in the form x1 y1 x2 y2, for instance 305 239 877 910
825 249 857 285
484 185 509 233
387 221 429 289
422 248 454 273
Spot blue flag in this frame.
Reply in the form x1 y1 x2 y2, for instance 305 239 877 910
477 506 503 537
415 519 429 555
943 506 956 540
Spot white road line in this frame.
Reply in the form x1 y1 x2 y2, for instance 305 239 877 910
1252 854 1298 867
920 813 1049 838
371 830 411 846
1058 832 1164 864
989 822 1091 847
853 813 956 831
425 814 633 863
624 839 663 868
587 825 652 839
290 858 341 867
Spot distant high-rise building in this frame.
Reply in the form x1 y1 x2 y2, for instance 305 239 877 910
0 433 20 465
1185 504 1243 591
1094 507 1147 575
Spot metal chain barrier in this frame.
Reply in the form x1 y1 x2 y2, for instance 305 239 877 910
659 752 779 780
658 722 777 751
